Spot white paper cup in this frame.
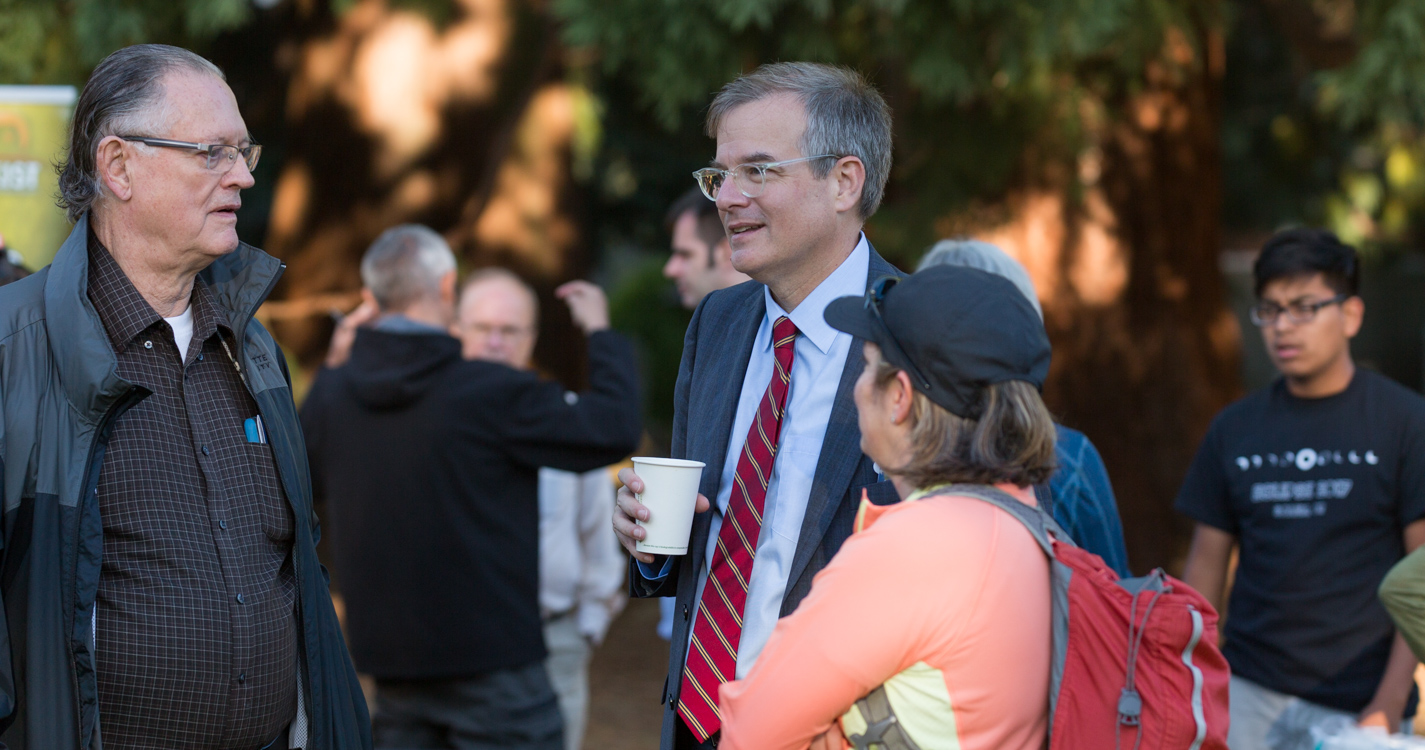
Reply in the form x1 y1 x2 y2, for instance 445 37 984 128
632 457 706 555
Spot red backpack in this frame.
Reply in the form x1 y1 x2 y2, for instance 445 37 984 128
946 485 1231 750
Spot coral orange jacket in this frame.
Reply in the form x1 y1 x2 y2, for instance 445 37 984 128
718 484 1052 750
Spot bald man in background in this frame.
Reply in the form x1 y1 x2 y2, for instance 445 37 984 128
454 269 628 750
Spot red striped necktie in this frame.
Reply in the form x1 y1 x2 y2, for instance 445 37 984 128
678 315 799 741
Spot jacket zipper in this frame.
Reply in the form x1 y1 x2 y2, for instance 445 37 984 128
231 263 313 724
73 385 147 747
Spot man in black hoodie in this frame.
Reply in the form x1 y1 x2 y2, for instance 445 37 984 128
300 224 642 749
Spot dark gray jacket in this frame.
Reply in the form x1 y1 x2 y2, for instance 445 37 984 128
0 216 371 749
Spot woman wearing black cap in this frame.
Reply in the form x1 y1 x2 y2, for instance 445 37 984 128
715 265 1057 750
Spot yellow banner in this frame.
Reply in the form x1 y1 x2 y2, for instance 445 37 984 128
0 86 77 271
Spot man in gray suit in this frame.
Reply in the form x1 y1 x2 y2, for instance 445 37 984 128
612 62 900 750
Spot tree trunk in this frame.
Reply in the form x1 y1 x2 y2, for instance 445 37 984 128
225 0 591 388
983 17 1242 574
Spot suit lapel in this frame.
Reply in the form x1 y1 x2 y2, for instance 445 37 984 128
782 248 901 600
683 284 764 583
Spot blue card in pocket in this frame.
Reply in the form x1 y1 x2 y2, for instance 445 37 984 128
243 416 268 444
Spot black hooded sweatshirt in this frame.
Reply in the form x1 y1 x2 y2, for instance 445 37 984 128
300 327 641 680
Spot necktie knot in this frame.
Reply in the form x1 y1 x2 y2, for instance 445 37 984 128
772 316 799 351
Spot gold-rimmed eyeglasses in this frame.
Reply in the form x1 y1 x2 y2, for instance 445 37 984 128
692 154 838 201
119 135 262 172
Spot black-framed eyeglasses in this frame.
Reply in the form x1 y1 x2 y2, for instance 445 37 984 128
118 135 262 172
1249 293 1349 327
692 154 838 201
866 276 934 392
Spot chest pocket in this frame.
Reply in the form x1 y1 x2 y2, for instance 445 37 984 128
770 448 820 541
240 441 294 543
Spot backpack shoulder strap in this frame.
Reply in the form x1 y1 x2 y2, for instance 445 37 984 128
847 685 925 750
934 483 1073 556
1033 482 1055 517
934 484 1073 738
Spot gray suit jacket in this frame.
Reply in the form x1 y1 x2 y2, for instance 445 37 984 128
630 246 901 748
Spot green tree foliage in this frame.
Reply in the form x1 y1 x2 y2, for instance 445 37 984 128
555 0 1227 263
556 0 1425 260
1313 2 1425 249
1321 1 1425 129
607 256 692 445
557 0 1208 126
0 0 252 84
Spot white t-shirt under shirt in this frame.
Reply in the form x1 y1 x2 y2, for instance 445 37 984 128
165 304 195 363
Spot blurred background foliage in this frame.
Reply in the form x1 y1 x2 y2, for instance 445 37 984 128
560 0 1211 267
8 3 1425 263
556 0 1425 258
5 0 1425 570
0 0 253 83
1222 0 1425 251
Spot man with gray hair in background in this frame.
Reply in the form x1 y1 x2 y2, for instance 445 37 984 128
0 44 370 749
302 226 642 749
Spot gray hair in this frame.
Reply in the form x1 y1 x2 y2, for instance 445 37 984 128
917 239 1043 320
57 44 226 223
707 62 893 219
361 225 458 311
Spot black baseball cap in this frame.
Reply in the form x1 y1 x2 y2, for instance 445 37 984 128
823 264 1051 419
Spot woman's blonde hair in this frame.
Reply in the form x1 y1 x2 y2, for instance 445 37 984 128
875 358 1057 488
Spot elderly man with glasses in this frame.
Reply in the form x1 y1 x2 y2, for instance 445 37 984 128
611 62 901 750
0 45 370 749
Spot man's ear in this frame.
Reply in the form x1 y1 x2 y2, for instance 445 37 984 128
439 269 458 305
360 287 380 312
95 136 134 202
1343 295 1365 338
831 156 867 215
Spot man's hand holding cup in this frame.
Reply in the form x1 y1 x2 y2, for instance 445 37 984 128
615 462 709 565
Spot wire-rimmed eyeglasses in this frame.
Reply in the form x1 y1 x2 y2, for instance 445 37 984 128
119 135 262 172
692 154 838 201
1249 294 1349 327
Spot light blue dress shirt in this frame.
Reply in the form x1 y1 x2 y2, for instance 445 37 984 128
641 235 871 678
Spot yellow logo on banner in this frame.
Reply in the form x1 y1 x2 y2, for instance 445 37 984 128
0 86 77 270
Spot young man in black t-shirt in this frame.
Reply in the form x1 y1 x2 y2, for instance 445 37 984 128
1177 229 1425 747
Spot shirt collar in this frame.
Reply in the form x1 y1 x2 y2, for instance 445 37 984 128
87 231 161 351
761 233 871 354
188 276 229 348
373 314 449 335
87 229 230 353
